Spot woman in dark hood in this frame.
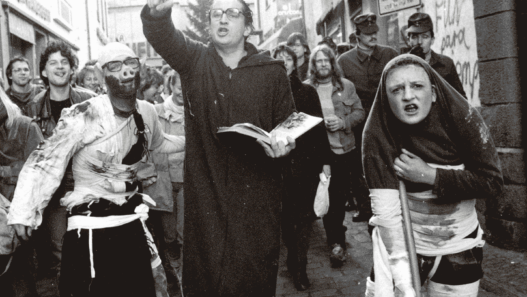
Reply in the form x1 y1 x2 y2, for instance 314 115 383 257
273 44 330 291
362 54 503 296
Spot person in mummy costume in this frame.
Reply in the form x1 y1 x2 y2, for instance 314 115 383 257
7 42 185 297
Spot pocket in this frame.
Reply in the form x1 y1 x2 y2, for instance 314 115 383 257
342 99 354 115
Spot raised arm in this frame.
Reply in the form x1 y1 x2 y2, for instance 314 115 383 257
141 1 206 77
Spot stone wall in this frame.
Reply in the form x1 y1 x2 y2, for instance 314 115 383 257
474 0 526 250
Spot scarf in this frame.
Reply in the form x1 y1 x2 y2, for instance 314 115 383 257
163 96 184 124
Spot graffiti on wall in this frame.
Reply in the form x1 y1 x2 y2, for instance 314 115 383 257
434 0 480 106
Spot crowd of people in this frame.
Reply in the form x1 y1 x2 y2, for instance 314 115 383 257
0 0 503 296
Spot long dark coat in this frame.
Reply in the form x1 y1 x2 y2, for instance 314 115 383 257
142 7 295 297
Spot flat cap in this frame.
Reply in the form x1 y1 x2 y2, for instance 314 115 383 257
407 12 433 34
354 13 379 34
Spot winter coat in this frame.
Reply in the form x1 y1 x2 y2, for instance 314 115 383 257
142 5 295 297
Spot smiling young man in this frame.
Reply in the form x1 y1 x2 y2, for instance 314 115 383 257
8 42 185 297
337 13 398 223
407 12 467 98
21 41 97 283
4 57 44 114
142 0 296 295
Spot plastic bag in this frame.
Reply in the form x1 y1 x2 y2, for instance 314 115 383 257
313 172 330 217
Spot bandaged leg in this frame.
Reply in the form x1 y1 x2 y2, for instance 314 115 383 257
365 276 375 297
370 189 416 297
427 280 480 297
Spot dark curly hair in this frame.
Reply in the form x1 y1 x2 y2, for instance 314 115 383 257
6 56 31 86
39 40 78 86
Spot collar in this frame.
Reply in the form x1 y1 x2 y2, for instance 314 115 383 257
428 51 444 67
357 45 381 63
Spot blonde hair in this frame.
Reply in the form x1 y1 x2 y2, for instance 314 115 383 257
0 87 22 128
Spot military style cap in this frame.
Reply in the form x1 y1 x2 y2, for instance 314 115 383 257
407 12 434 34
354 13 379 34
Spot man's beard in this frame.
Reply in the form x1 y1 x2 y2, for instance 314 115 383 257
409 45 426 60
315 68 333 81
105 72 140 99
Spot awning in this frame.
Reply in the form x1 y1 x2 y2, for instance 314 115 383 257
9 12 35 44
2 1 79 50
316 0 344 35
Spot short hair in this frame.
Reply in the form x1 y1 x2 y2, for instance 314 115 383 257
76 66 97 86
307 45 344 88
318 37 337 54
209 0 255 40
6 57 31 86
161 65 173 76
286 32 311 60
85 59 98 67
0 87 22 129
39 40 78 86
139 66 164 95
272 44 299 78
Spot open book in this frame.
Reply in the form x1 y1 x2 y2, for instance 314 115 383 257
217 112 323 145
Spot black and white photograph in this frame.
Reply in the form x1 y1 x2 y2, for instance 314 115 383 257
0 0 525 296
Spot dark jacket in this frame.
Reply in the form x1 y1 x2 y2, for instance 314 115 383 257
306 78 365 153
337 44 398 113
0 116 43 201
6 85 45 115
27 86 95 138
429 50 467 98
284 74 330 220
142 5 295 297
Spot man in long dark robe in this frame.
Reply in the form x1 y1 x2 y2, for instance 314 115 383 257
142 0 296 296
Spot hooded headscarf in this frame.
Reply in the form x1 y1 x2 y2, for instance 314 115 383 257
363 54 502 199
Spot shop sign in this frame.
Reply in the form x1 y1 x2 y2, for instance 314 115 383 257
275 0 302 30
16 0 51 22
125 41 160 59
378 0 421 16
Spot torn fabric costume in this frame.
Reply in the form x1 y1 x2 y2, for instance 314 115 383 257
7 95 185 297
142 5 295 296
362 54 503 296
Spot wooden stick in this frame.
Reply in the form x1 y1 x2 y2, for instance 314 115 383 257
399 180 421 297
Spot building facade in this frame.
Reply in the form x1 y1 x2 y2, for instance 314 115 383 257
256 0 306 51
304 0 526 250
0 0 109 89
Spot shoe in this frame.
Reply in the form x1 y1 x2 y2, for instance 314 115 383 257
292 270 310 291
344 200 357 212
329 243 346 268
352 212 372 222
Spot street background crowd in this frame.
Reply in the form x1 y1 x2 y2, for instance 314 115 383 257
0 0 522 296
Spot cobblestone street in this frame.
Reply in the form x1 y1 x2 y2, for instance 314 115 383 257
276 211 501 297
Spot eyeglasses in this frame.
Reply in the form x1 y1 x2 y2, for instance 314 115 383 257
209 8 247 21
103 58 140 72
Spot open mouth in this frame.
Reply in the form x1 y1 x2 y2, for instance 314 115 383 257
218 27 229 37
54 72 67 78
121 78 134 85
404 104 418 113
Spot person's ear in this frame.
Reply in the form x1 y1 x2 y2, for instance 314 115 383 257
41 69 48 78
431 85 437 103
244 25 252 37
431 36 435 46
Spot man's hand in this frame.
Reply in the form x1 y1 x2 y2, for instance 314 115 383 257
323 165 331 178
324 114 344 132
257 135 296 158
147 0 173 17
13 224 33 241
394 149 436 185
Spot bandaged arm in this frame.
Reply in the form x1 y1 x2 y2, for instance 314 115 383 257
370 189 415 297
7 104 91 229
